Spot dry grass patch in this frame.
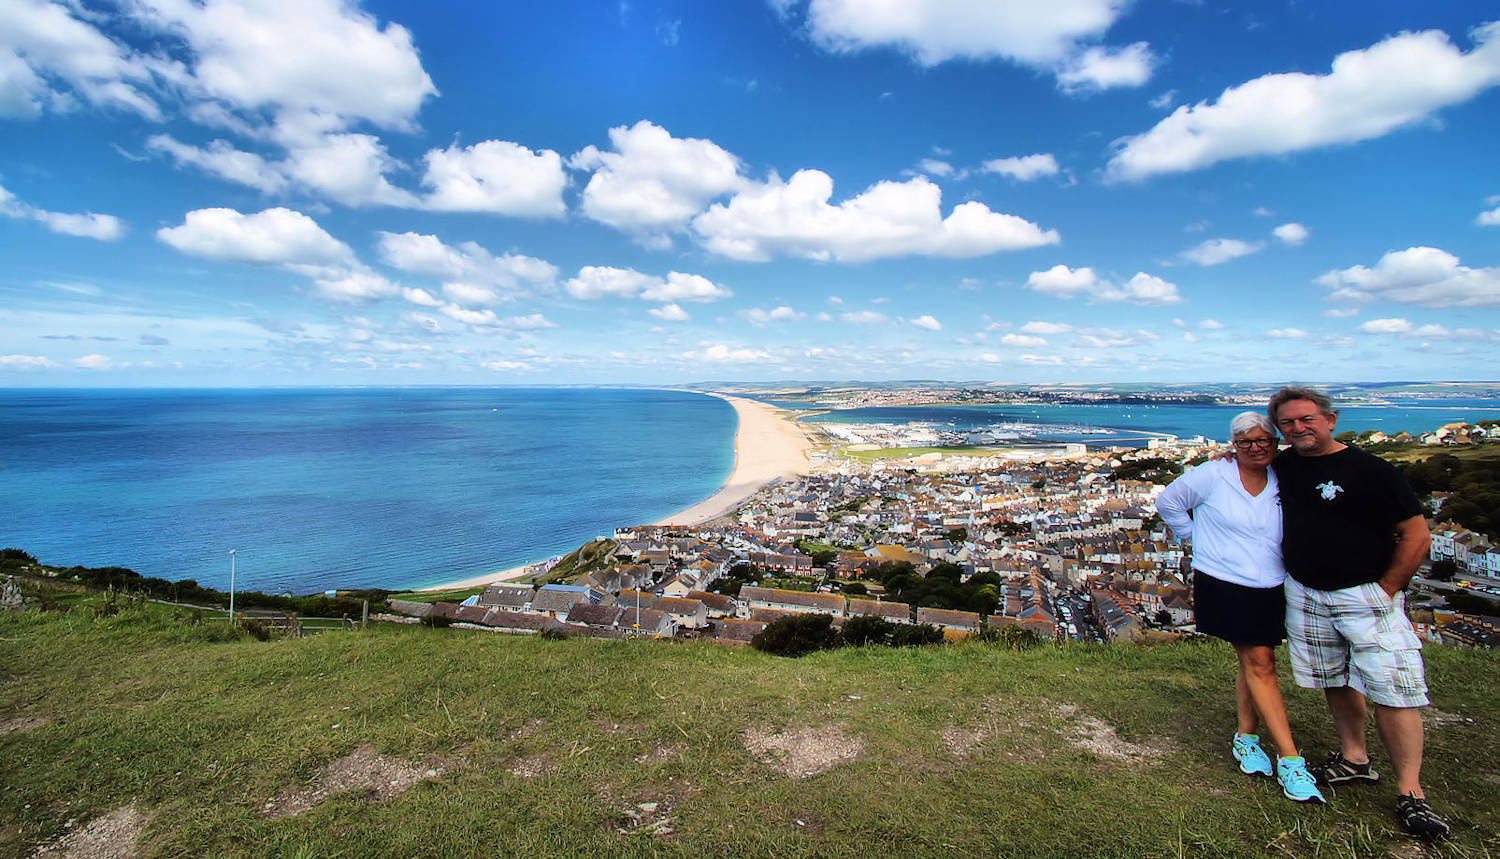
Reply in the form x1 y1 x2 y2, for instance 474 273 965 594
32 805 147 859
633 740 686 765
260 745 444 819
507 753 556 779
1 716 47 737
743 724 864 778
1423 707 1474 728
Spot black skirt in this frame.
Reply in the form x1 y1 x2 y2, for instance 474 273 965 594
1193 570 1286 647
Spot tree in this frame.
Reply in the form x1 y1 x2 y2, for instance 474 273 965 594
1429 559 1458 582
945 526 968 544
890 623 944 646
837 615 892 647
842 581 868 595
1153 608 1173 626
1335 430 1357 444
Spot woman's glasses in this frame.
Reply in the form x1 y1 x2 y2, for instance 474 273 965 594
1233 438 1276 450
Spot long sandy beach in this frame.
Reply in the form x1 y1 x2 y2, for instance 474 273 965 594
418 392 813 591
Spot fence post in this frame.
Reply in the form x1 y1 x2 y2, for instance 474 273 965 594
362 600 369 629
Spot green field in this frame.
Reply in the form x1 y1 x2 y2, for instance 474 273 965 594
3 591 1498 857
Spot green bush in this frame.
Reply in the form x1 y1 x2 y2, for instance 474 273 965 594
751 613 838 657
837 615 893 647
974 623 1045 650
889 623 943 647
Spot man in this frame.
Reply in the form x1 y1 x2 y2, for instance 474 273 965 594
1268 386 1448 839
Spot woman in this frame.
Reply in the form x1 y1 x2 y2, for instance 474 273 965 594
1155 412 1324 804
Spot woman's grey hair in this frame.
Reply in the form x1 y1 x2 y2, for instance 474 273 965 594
1230 411 1275 440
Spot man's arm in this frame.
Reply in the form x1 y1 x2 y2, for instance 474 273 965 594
1378 514 1432 598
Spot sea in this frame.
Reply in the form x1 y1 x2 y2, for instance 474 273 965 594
0 388 734 595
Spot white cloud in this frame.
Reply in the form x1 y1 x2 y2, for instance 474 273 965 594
1103 273 1182 305
693 171 1058 262
312 270 400 303
917 158 955 177
276 131 418 208
1266 328 1308 339
501 313 557 330
376 232 556 293
739 305 804 325
401 287 443 308
1477 206 1500 226
999 333 1045 347
0 183 124 240
73 353 113 370
1180 237 1262 266
1025 264 1097 298
789 0 1152 91
1057 42 1153 92
441 282 503 308
0 0 162 120
571 120 745 239
1149 90 1176 110
1018 320 1072 335
649 303 690 322
909 314 942 331
640 272 733 303
563 266 658 300
1359 318 1413 334
441 305 499 326
1315 246 1500 307
158 207 350 265
1108 23 1500 181
980 153 1059 181
1200 319 1224 329
1072 328 1161 348
0 354 59 369
419 140 567 216
1323 307 1359 318
138 0 437 132
146 135 288 193
695 344 773 362
840 311 889 325
1272 222 1309 246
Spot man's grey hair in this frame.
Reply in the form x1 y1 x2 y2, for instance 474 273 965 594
1230 411 1275 440
1267 385 1337 422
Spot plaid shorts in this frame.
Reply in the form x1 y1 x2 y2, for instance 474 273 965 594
1284 577 1428 708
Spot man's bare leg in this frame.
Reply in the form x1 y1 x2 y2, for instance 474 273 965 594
1325 686 1370 763
1374 704 1425 796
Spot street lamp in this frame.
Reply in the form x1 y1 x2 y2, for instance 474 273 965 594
228 549 236 622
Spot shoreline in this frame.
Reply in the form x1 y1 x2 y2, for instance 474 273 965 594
413 392 813 593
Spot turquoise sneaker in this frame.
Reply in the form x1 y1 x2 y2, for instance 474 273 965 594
1232 733 1272 776
1277 756 1326 804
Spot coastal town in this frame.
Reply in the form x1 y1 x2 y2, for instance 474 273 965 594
392 396 1500 651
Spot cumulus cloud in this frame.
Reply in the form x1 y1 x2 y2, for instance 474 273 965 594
158 207 350 265
1477 206 1500 226
693 171 1058 262
563 266 657 300
571 120 746 240
999 333 1046 347
693 344 773 362
1072 328 1161 348
442 282 503 308
738 305 804 325
1180 237 1262 266
917 158 955 177
312 270 400 303
0 0 163 120
786 0 1153 91
1315 246 1500 307
1024 265 1182 305
1018 320 1072 335
0 183 125 240
640 272 733 303
840 311 889 325
72 353 113 369
1358 318 1413 334
420 140 567 216
377 232 556 294
979 153 1059 181
146 135 288 193
1266 328 1308 339
650 303 690 322
1272 222 1309 245
908 315 942 331
1108 23 1500 181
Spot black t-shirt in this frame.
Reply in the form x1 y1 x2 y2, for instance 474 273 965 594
1272 446 1423 591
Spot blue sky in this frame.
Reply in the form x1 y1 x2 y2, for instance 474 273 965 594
2 0 1497 386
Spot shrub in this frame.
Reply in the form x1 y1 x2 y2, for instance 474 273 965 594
837 615 893 647
539 627 571 641
889 623 943 647
974 624 1044 650
751 613 838 657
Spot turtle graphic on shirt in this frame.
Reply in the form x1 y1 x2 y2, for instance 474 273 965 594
1316 480 1344 501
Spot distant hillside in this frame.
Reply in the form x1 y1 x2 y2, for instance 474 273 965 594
2 588 1496 856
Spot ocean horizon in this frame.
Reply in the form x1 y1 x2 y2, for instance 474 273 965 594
0 387 735 595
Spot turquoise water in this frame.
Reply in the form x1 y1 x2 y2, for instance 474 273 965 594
0 388 734 594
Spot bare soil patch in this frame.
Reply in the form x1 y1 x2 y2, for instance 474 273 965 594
260 745 444 819
32 805 146 859
1 716 48 737
633 741 686 765
508 753 556 778
1051 702 1171 764
743 724 864 778
1423 708 1473 728
940 725 987 757
613 797 677 838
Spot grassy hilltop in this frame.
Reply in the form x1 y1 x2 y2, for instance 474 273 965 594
2 596 1498 857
